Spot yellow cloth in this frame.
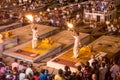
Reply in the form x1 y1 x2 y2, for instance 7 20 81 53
80 46 91 54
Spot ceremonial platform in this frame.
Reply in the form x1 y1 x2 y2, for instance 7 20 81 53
2 30 90 62
49 30 90 51
47 36 120 72
9 24 59 44
3 39 61 62
0 22 22 32
0 24 58 53
0 36 18 53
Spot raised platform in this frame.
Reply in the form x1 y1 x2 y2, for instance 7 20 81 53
2 30 90 62
88 36 120 58
47 36 120 72
3 40 61 62
0 36 18 53
0 24 58 53
0 22 22 32
9 24 59 44
49 31 90 50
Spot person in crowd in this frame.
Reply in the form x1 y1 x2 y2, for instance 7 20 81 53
88 55 95 67
63 65 71 80
54 69 65 80
0 58 5 66
44 69 50 80
76 65 83 80
116 70 120 80
11 58 19 70
25 64 34 76
0 62 6 74
99 63 107 80
110 61 120 80
91 70 97 80
33 71 39 80
12 67 19 80
18 61 26 72
24 75 29 80
39 69 46 80
19 70 26 80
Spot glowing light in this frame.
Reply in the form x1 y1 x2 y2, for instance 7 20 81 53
67 23 73 29
26 14 33 22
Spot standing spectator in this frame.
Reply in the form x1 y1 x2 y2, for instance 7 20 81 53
91 70 97 80
63 65 71 80
33 71 39 80
18 61 26 72
54 69 65 80
88 55 95 67
11 59 19 70
19 70 26 80
110 61 120 80
39 69 46 80
25 64 34 76
99 63 107 80
44 69 50 80
116 70 120 80
12 67 19 80
0 63 6 74
0 58 5 66
76 65 83 80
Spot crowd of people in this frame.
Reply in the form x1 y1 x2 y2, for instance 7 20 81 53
84 0 115 13
0 54 120 80
31 3 83 30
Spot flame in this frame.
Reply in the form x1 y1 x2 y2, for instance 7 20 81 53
26 14 33 22
67 23 73 29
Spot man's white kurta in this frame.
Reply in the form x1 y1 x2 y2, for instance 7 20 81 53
32 28 38 49
73 35 80 58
